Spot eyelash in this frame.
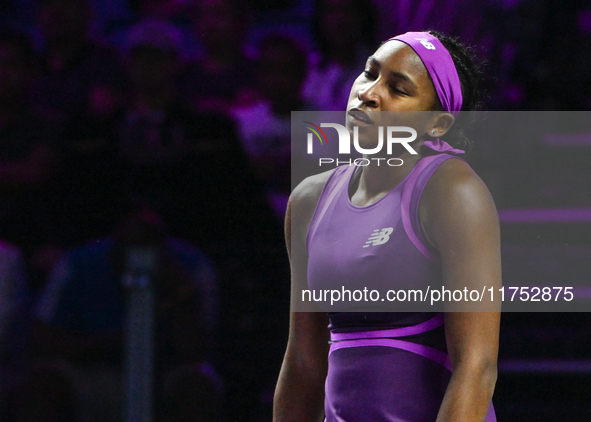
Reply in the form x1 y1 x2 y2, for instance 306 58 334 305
363 70 375 79
362 70 407 96
391 86 406 95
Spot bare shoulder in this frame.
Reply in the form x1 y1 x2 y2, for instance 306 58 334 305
422 157 494 209
288 168 338 246
291 168 335 209
419 157 499 249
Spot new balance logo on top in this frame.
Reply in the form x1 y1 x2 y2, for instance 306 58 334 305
363 227 394 248
414 38 435 50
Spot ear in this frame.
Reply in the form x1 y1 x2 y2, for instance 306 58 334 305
428 112 455 138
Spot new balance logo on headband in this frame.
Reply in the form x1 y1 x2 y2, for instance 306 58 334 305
390 32 463 116
414 38 435 50
363 227 394 248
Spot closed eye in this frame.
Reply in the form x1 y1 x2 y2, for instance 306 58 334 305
391 86 407 95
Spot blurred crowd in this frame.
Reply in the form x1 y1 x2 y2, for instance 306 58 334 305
0 0 590 421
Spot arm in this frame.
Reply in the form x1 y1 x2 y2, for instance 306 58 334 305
273 176 332 422
420 158 501 422
274 311 330 422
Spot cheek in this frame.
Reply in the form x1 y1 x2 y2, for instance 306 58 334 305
384 94 429 113
380 111 430 136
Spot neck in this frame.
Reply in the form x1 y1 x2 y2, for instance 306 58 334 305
350 146 424 206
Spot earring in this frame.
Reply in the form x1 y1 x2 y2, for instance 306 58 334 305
430 130 436 135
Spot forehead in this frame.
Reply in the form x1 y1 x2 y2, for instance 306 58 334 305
372 40 431 84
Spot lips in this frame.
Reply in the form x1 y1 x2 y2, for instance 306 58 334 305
348 109 374 124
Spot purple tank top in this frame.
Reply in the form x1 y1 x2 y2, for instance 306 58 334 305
306 154 454 314
306 154 497 422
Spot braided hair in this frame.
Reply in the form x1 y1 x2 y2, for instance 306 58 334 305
427 30 485 153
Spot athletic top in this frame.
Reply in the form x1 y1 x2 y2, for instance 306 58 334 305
305 153 497 422
307 153 455 316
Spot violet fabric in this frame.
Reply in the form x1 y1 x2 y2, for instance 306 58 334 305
329 313 453 371
389 32 462 117
330 313 444 340
388 32 465 155
307 154 497 421
307 162 444 306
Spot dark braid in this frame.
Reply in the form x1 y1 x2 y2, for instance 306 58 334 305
427 30 485 153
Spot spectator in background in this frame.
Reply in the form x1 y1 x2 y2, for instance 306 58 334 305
118 27 289 422
231 34 312 219
117 17 281 259
117 17 209 246
119 20 290 421
12 207 222 422
48 98 124 250
0 29 62 289
47 10 194 252
372 0 497 50
119 0 196 59
302 0 377 110
119 18 189 168
180 0 256 114
30 0 125 124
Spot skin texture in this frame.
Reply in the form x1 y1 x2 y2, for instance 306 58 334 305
274 40 500 422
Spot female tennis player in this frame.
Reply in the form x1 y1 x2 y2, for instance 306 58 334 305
274 30 501 422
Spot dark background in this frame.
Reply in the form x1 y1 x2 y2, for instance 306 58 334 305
0 0 590 421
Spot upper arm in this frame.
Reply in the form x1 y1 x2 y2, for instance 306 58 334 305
420 159 501 366
275 195 330 422
283 174 332 369
421 158 502 307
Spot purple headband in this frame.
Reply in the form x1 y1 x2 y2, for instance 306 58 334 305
388 32 464 154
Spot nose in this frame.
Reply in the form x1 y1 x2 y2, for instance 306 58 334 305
357 81 379 109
